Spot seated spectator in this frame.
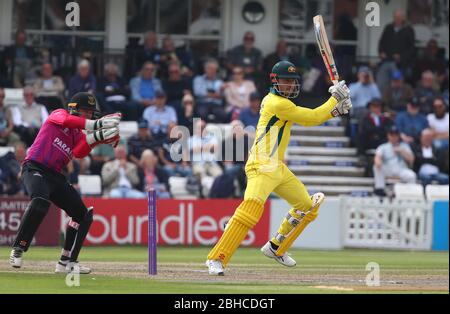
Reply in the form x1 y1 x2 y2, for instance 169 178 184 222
383 70 414 114
349 66 381 119
162 62 192 112
373 126 416 196
138 149 171 198
101 145 145 198
189 119 223 190
127 120 163 166
135 31 163 75
427 97 449 151
89 144 115 176
158 124 192 178
68 59 96 99
412 128 448 186
193 59 226 122
4 30 35 87
263 39 291 77
97 63 132 118
395 100 429 145
358 99 393 154
130 61 162 115
413 39 447 88
142 90 177 140
239 91 261 130
226 31 262 79
159 36 194 79
177 93 198 134
10 87 49 146
223 66 256 118
414 70 441 114
0 88 20 146
0 141 26 195
33 62 65 112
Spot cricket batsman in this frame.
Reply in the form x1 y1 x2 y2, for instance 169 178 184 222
206 61 352 275
9 92 121 274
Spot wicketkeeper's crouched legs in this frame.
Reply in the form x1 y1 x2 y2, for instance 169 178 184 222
207 199 265 266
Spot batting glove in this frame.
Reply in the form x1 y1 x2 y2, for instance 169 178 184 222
331 97 353 117
85 112 122 131
328 80 350 102
86 126 120 146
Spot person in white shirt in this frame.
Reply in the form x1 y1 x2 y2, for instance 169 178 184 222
349 66 382 119
142 90 177 140
427 97 449 151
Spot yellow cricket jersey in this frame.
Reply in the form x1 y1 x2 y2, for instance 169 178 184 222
246 92 338 169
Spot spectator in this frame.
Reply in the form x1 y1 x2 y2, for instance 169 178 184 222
373 126 416 196
193 58 226 122
414 70 441 114
158 124 192 178
383 70 414 114
162 62 192 112
349 66 381 118
135 31 163 74
0 141 26 195
239 91 261 130
263 39 291 76
177 93 198 134
427 97 449 151
226 31 262 78
101 145 145 198
68 59 96 99
0 88 20 146
189 119 223 185
358 98 393 154
395 100 429 145
138 149 171 198
142 90 177 140
33 62 65 112
10 87 49 146
130 61 162 114
378 10 415 82
97 63 132 119
4 30 35 87
89 144 115 176
412 128 448 186
159 36 194 79
223 66 256 118
413 39 448 88
127 120 163 166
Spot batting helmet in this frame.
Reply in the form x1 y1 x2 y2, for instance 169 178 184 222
270 61 301 99
67 92 101 119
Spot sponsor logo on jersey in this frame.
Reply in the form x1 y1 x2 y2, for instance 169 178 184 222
53 137 72 157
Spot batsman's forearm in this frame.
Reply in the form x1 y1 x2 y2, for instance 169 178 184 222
297 96 336 126
73 136 92 158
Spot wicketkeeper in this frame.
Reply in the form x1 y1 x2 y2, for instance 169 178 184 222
206 61 352 275
9 92 121 274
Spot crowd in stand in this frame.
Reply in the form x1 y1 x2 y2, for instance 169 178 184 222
0 10 448 198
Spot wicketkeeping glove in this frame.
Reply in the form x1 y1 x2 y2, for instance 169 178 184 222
328 80 350 102
86 126 120 146
85 112 122 131
331 97 353 117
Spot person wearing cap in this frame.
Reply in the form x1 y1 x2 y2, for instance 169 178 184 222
177 93 197 134
9 92 122 274
395 99 429 145
127 120 163 166
358 98 393 154
239 91 261 130
382 70 414 113
348 66 381 118
373 125 416 196
142 89 177 140
205 60 352 276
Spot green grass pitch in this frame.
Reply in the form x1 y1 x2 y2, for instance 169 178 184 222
0 246 448 294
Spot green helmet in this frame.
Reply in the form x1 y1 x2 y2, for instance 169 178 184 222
67 92 101 119
270 60 301 99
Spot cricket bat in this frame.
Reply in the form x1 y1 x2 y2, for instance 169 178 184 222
313 15 339 85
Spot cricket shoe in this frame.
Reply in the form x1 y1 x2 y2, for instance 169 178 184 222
261 242 296 267
9 248 23 268
205 259 224 276
55 261 91 274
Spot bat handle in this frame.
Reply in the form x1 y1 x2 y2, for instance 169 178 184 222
332 79 339 85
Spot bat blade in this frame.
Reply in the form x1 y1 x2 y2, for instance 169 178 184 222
313 15 339 85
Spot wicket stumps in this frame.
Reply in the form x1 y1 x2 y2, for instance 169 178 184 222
148 188 157 275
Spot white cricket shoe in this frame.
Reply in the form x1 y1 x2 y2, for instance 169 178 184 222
261 241 296 267
205 259 224 276
55 261 91 274
9 248 23 268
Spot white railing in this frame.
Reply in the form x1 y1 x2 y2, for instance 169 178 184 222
342 197 433 250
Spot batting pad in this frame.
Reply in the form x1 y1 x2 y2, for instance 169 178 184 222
207 199 264 266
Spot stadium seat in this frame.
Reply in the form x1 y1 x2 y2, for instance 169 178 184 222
168 177 195 199
119 121 138 140
393 183 425 200
425 185 449 202
0 146 15 157
4 88 24 107
78 175 102 196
